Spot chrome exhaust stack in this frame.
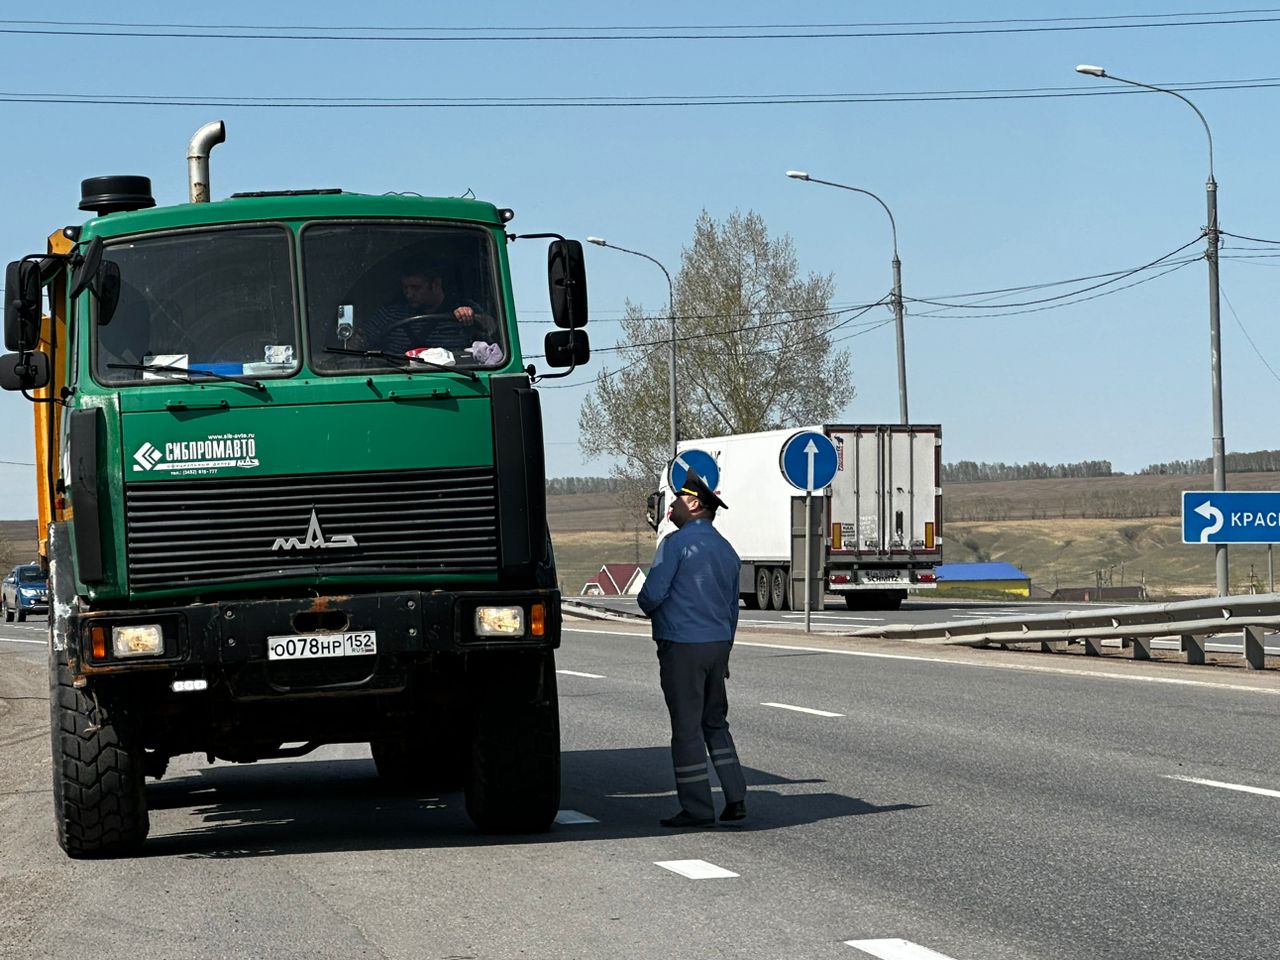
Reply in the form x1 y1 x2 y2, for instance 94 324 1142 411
187 121 226 203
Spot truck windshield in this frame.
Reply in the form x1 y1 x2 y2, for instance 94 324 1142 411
302 222 508 375
18 566 43 582
93 226 297 385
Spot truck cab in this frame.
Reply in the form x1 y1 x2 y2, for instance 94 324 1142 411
0 124 590 857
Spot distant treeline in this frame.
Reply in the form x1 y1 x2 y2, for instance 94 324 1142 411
546 476 629 495
554 449 1280 493
1139 450 1280 475
943 460 1114 483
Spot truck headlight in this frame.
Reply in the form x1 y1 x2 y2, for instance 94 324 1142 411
475 606 524 637
112 624 164 658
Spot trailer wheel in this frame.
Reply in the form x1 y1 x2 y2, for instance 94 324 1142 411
50 654 149 858
465 653 560 834
770 567 790 611
753 567 771 610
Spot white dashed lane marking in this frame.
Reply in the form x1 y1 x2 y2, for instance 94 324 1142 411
556 669 606 679
654 859 738 879
554 810 599 825
845 938 959 959
1164 774 1280 799
761 701 844 718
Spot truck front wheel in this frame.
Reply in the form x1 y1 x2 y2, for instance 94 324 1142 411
465 653 560 834
50 655 150 858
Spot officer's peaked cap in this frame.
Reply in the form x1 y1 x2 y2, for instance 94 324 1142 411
678 469 728 511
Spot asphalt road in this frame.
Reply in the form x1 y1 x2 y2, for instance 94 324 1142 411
2 617 1279 959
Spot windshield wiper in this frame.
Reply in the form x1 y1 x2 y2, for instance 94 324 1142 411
324 346 478 381
107 361 264 391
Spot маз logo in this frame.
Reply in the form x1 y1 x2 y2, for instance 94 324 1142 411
271 509 358 551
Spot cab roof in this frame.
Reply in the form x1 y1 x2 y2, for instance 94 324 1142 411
81 191 506 239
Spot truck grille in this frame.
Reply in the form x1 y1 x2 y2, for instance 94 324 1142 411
125 466 498 590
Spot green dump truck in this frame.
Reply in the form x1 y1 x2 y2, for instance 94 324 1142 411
0 121 590 857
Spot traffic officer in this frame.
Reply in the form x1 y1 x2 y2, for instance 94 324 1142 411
637 469 748 828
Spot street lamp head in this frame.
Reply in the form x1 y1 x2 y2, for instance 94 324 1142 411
785 170 811 181
586 236 608 247
1075 64 1106 78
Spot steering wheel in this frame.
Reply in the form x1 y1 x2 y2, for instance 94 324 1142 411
379 312 457 343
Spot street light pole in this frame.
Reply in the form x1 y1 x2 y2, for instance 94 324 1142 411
587 237 678 460
1076 65 1228 596
786 170 909 424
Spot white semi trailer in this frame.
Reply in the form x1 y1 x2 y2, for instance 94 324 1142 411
646 424 943 611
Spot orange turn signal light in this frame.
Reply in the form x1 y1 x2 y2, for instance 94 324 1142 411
90 625 107 660
531 603 546 638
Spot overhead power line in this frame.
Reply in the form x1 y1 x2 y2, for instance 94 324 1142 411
908 237 1204 310
1 11 1278 41
913 259 1201 320
6 78 1280 109
10 11 1280 32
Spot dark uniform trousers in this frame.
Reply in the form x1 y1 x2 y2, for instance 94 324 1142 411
657 639 747 820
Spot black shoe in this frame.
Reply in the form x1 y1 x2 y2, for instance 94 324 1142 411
719 800 747 822
660 810 715 828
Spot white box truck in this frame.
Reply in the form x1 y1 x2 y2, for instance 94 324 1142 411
646 424 942 611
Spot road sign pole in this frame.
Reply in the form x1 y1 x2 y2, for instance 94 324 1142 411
779 431 839 633
804 490 812 633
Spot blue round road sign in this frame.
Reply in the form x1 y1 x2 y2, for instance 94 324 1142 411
669 448 720 494
780 431 838 491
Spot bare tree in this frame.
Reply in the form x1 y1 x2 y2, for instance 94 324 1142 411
579 209 858 493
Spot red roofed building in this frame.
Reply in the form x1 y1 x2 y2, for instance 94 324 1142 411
581 563 647 597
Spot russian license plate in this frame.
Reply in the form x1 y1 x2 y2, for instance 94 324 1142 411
266 631 377 661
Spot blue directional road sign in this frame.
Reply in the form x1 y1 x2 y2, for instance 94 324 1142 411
669 448 720 494
780 430 838 491
1182 490 1280 543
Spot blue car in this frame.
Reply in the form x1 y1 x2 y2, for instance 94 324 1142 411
2 564 48 622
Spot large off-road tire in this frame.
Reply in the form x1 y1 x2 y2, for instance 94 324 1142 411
50 655 150 858
464 653 560 834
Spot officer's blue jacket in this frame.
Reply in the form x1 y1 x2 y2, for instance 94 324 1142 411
637 518 741 643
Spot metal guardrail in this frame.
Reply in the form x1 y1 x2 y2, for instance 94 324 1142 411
849 594 1280 670
561 600 648 624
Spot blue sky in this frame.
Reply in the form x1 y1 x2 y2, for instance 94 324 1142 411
2 2 1280 518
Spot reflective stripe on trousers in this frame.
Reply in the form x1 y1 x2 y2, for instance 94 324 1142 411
657 639 746 820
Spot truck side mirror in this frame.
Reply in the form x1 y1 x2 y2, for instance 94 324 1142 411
0 350 51 391
543 329 590 368
4 260 42 351
69 239 122 326
548 239 588 329
69 236 102 299
645 491 664 531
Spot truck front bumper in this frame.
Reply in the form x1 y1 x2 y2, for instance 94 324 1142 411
67 588 561 696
